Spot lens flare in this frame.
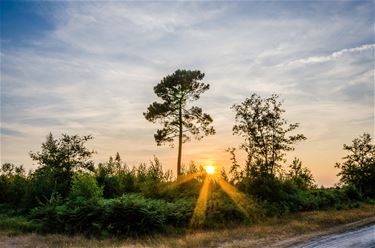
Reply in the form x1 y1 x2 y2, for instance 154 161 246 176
205 165 215 175
188 164 257 227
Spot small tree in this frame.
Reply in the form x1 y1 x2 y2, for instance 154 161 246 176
29 133 95 199
287 158 315 190
232 93 306 177
335 133 375 198
0 163 28 206
96 153 134 198
144 69 215 176
226 148 242 184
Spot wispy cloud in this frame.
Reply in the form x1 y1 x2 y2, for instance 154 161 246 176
1 1 374 186
279 44 375 67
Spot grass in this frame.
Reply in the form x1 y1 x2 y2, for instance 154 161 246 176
0 216 41 234
0 204 374 248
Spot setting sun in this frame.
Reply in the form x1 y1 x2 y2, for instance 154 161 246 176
205 165 216 175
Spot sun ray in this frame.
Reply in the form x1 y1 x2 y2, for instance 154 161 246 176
217 178 256 220
190 176 211 227
169 172 203 187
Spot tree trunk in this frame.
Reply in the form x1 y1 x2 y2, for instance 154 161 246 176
177 104 183 177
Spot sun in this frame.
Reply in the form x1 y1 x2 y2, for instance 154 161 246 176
205 165 216 175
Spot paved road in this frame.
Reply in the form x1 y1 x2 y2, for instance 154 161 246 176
295 224 375 248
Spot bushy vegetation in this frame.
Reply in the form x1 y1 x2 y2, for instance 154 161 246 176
335 133 375 198
1 83 374 237
1 131 372 237
225 94 374 216
29 193 196 236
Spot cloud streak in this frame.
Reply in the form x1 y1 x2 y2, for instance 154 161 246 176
279 44 375 67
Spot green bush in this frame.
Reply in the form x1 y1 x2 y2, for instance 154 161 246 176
242 176 355 215
165 197 195 226
70 173 103 201
30 193 196 236
103 195 166 235
2 132 374 236
343 184 363 201
0 163 29 208
0 215 40 233
30 192 66 233
205 190 251 227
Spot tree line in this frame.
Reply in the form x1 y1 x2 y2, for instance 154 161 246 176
0 69 374 235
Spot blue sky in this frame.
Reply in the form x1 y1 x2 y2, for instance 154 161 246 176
1 0 374 186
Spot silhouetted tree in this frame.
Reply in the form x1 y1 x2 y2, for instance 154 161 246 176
232 93 306 177
220 167 229 181
144 69 215 176
0 163 28 206
335 133 375 197
96 153 135 198
287 157 315 189
29 133 95 199
185 161 199 175
226 147 242 184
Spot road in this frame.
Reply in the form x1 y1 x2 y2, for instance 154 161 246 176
294 224 375 248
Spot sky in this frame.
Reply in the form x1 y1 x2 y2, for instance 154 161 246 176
1 0 374 186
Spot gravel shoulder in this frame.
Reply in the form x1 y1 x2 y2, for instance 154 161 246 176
271 216 375 248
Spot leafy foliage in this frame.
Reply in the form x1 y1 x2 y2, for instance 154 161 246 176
336 133 375 198
144 69 215 175
286 158 315 190
95 153 137 198
69 173 103 201
232 93 306 176
0 163 28 208
30 193 196 236
1 127 374 236
29 133 95 199
226 148 242 184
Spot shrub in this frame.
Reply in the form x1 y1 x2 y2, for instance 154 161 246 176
30 192 66 233
336 133 375 198
238 175 297 204
343 184 363 201
30 193 196 236
69 173 103 201
0 163 28 208
103 195 166 235
0 215 40 233
205 189 251 227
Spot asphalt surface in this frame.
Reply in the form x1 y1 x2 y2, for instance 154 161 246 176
295 224 375 248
